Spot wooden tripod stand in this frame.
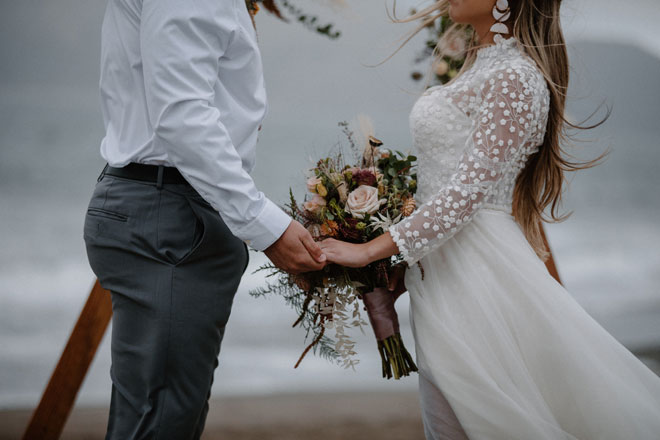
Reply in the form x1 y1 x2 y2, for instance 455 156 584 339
21 226 562 439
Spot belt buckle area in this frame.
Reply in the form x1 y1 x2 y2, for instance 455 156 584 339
156 165 164 190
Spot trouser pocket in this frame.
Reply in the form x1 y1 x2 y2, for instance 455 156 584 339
155 189 206 266
87 207 128 222
242 242 250 275
83 175 134 241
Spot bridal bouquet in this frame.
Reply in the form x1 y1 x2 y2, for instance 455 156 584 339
251 120 419 379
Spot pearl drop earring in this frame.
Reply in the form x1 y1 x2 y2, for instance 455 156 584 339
490 0 511 35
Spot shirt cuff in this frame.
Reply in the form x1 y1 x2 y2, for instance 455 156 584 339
236 198 291 251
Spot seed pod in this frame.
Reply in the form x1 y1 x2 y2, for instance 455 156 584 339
401 197 416 217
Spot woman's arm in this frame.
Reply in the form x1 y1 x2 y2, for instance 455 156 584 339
319 232 399 268
321 63 547 268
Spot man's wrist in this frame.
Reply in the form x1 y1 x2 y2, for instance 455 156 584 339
239 199 291 251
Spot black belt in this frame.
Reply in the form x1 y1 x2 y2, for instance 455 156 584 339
100 163 189 187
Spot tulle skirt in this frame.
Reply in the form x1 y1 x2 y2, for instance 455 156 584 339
405 208 660 439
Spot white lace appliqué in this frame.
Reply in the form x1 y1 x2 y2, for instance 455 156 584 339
389 36 550 266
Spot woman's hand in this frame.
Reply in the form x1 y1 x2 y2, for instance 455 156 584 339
319 232 400 268
318 238 372 268
387 263 408 301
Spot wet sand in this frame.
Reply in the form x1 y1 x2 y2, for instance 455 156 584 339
0 391 425 440
3 350 659 440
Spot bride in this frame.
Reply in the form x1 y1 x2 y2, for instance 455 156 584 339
319 0 660 438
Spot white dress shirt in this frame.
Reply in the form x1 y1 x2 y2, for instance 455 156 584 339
98 0 291 251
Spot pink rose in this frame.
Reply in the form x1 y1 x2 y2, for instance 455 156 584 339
303 194 326 214
306 176 322 193
345 185 386 219
439 35 467 59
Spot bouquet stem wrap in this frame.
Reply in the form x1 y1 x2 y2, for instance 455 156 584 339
362 287 418 379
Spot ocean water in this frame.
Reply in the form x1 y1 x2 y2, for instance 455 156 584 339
1 1 660 410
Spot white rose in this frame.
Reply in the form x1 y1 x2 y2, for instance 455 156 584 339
345 185 386 219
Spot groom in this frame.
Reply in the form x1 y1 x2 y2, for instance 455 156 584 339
83 0 326 438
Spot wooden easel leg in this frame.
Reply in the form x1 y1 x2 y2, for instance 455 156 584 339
540 224 562 285
22 279 113 440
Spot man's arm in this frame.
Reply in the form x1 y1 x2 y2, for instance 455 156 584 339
139 0 324 271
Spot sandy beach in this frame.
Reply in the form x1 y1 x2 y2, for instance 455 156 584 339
3 350 659 440
0 391 425 440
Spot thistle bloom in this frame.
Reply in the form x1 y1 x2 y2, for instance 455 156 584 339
353 169 377 187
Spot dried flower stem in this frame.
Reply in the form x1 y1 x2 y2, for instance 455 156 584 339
377 333 418 379
417 261 425 280
292 293 313 328
295 318 326 368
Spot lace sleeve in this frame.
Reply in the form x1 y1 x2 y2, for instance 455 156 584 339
389 65 544 266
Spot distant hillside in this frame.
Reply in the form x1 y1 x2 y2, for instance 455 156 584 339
567 41 660 133
560 40 660 207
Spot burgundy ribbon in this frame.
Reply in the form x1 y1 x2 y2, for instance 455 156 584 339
362 287 400 341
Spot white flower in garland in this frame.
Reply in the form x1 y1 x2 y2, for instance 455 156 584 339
369 211 402 233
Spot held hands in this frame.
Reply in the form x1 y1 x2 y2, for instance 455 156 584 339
264 220 327 274
320 237 408 299
320 232 400 268
266 226 399 274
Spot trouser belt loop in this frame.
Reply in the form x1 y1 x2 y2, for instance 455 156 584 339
156 165 164 190
97 163 109 182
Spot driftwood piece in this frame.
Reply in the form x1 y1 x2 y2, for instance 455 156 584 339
22 279 112 440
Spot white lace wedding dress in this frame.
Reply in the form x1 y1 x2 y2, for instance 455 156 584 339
388 35 660 439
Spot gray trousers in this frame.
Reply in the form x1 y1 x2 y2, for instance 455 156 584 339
83 169 249 439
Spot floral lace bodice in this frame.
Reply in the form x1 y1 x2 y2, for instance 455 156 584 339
389 35 550 266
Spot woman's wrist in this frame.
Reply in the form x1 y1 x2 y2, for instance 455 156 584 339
366 232 399 264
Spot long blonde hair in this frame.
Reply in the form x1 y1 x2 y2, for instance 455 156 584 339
390 0 608 259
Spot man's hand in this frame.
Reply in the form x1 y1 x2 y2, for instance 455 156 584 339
264 220 327 274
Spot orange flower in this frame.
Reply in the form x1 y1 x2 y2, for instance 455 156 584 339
320 220 339 237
